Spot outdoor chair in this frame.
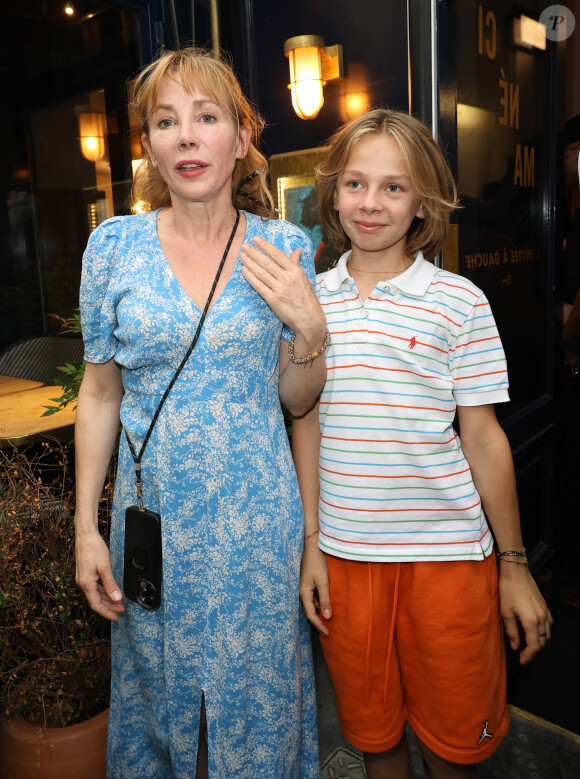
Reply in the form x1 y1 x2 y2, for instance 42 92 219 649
0 335 84 386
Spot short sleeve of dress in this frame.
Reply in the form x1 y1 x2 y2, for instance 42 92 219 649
79 216 124 364
280 227 315 343
450 291 510 406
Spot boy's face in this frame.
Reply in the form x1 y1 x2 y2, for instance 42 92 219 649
333 132 425 262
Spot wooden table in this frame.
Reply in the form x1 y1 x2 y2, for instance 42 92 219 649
0 376 43 396
0 375 76 446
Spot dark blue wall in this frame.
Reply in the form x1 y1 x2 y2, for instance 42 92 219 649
238 0 409 156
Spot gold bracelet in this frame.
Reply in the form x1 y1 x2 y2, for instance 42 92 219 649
288 329 331 365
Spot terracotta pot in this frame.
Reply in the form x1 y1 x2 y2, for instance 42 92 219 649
0 708 108 779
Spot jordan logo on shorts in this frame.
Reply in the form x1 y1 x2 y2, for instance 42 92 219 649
477 720 493 744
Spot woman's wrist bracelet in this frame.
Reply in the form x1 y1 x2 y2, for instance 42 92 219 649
288 329 331 365
304 529 319 541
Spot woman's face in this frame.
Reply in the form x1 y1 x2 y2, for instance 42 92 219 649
141 74 250 208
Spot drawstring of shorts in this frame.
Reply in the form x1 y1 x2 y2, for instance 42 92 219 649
364 561 401 708
383 563 401 709
364 562 374 706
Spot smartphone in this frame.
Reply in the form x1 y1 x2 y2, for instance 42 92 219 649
124 506 162 610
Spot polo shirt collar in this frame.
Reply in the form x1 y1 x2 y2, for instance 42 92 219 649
321 251 352 291
321 250 436 295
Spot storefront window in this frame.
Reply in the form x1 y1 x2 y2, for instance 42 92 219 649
454 0 552 414
0 1 141 350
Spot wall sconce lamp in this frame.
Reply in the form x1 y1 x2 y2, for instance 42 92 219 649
78 112 106 161
284 35 344 120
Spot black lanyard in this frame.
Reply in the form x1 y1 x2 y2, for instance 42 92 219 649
125 210 241 509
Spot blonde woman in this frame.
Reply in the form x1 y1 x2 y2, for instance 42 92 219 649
74 48 326 778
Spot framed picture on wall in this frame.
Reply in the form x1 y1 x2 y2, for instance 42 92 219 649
269 147 337 272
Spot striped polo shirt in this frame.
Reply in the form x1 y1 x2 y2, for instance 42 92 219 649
316 250 510 562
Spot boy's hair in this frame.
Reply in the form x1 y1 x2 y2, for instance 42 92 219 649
315 109 459 260
129 47 274 216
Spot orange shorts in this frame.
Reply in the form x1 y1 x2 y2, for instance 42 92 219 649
319 554 508 764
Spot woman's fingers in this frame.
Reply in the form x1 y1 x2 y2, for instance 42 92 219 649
240 242 302 288
76 532 125 621
248 236 301 269
240 241 325 340
94 582 126 621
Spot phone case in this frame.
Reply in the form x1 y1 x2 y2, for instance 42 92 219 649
124 506 162 609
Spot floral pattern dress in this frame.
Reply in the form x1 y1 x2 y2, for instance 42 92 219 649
80 209 319 778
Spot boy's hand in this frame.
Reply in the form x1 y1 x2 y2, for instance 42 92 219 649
300 539 331 636
499 564 553 665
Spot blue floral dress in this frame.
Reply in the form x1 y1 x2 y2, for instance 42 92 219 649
80 210 319 778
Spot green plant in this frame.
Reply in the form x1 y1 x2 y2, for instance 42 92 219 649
42 310 85 417
0 440 114 728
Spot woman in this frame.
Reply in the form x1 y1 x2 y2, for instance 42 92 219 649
74 48 327 778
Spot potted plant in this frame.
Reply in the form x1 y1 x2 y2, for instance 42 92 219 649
0 430 114 774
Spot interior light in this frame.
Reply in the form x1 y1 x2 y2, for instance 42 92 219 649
345 92 370 120
512 15 547 50
132 200 149 214
78 112 106 162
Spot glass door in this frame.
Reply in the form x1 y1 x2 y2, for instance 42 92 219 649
0 1 143 349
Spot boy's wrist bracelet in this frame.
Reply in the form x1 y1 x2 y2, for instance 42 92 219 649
288 330 331 365
496 547 526 558
498 557 529 566
304 529 319 541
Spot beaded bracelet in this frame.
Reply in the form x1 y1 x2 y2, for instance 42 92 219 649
304 529 319 541
288 329 331 365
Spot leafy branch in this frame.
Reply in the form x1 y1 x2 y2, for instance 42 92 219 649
42 310 85 417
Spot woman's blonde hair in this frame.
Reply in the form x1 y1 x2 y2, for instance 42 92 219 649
316 109 459 260
129 47 274 216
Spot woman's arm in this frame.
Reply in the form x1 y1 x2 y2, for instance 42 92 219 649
457 404 553 664
75 359 125 621
292 403 331 636
240 238 327 416
278 340 327 417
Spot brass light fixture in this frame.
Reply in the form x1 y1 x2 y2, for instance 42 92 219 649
284 35 344 120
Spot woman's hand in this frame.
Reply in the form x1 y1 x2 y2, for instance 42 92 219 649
75 527 125 621
300 538 331 636
240 237 326 345
499 563 553 665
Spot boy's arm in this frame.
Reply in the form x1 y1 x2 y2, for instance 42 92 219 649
457 404 553 665
292 402 332 636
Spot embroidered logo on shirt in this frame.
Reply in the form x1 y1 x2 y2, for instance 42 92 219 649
477 721 493 744
408 337 417 349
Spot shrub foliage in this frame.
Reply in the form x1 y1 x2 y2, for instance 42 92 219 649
0 440 112 727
